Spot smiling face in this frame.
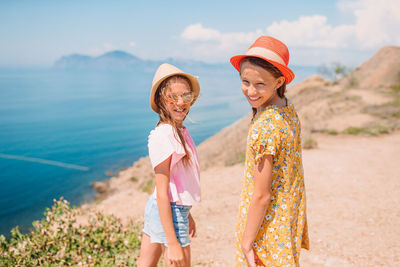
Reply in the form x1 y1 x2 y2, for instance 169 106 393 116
161 78 192 127
240 61 285 110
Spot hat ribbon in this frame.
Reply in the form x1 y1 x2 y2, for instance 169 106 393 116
245 47 286 66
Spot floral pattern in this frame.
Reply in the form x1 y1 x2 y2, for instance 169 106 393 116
235 100 309 267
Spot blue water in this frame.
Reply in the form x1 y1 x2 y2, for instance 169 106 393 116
0 64 317 236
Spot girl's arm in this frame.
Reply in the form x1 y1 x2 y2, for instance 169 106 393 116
154 155 185 266
241 154 273 265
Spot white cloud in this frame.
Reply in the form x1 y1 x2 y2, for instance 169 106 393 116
266 15 356 48
129 41 136 47
181 23 221 41
342 0 400 48
179 0 400 63
180 23 262 61
181 23 262 48
268 0 400 49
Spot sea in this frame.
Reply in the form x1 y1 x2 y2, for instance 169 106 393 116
0 64 318 236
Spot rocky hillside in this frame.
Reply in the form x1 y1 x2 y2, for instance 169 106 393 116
342 46 400 88
289 47 400 135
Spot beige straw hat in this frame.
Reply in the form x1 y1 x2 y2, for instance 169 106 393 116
150 63 200 113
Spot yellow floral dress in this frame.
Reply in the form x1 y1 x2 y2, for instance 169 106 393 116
235 100 309 267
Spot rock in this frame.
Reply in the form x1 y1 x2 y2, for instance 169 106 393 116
304 75 325 83
91 181 110 193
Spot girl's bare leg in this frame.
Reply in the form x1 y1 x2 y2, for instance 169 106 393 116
163 244 191 267
137 233 162 267
183 245 191 266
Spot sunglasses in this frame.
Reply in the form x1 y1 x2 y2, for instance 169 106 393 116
163 91 195 104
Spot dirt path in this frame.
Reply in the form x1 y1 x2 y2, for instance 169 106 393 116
190 133 400 266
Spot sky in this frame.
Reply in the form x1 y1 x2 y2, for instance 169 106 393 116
1 0 399 67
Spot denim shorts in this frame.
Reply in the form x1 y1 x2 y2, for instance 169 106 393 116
143 195 192 247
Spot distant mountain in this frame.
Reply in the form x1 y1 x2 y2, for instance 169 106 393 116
54 50 148 70
96 50 140 61
53 50 228 72
54 54 93 69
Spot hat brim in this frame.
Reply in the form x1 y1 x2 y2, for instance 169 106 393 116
230 55 295 84
150 72 200 113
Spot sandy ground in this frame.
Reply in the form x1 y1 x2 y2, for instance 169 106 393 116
192 133 400 266
83 132 400 266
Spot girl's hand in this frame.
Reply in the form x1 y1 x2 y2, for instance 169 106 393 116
167 243 185 267
189 213 196 237
241 242 264 267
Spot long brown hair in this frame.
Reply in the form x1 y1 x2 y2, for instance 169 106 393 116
154 75 192 164
240 57 286 118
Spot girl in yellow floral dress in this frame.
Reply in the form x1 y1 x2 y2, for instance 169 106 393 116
230 36 309 267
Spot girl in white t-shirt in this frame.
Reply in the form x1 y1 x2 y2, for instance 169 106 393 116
138 63 201 267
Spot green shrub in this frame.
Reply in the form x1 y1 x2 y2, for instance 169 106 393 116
369 125 391 135
225 152 246 166
303 136 318 149
327 129 339 135
130 176 138 182
0 198 141 266
347 75 359 88
141 180 154 194
392 97 400 107
343 127 364 135
343 126 391 136
318 62 349 82
311 128 338 135
390 84 400 93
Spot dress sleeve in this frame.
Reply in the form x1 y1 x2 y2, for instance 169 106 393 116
249 115 282 165
148 124 186 169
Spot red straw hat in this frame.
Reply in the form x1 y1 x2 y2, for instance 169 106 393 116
230 36 295 84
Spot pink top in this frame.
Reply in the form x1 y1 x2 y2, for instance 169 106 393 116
148 123 201 206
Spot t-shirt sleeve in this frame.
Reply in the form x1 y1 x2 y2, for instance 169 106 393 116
148 125 186 169
249 115 282 165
